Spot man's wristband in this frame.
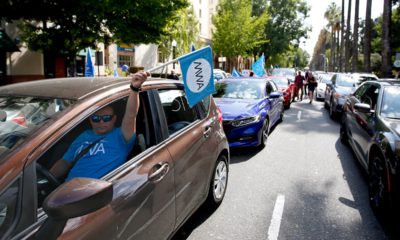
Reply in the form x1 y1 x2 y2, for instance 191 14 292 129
130 84 141 92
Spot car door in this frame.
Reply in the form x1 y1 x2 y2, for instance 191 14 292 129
17 92 176 240
155 88 216 228
352 84 380 160
325 74 336 105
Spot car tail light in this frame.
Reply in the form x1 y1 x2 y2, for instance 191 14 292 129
217 107 223 123
12 114 27 127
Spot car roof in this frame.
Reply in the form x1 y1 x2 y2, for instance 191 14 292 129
0 77 181 100
365 79 400 86
221 77 267 82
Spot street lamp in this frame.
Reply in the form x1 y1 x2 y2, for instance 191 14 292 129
172 39 177 69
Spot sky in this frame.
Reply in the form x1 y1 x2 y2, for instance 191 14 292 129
302 0 384 57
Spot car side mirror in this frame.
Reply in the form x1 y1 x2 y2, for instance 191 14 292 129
35 178 113 240
269 91 282 99
354 103 371 113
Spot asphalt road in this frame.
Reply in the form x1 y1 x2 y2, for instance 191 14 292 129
172 99 398 240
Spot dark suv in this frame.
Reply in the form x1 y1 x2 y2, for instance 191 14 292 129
0 77 229 240
340 80 400 214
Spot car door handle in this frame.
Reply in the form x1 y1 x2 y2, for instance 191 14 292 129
148 162 169 182
203 126 212 138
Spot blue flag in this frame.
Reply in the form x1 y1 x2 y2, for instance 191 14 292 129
85 48 94 77
113 69 119 77
252 53 266 77
190 43 196 52
178 46 215 108
232 67 241 77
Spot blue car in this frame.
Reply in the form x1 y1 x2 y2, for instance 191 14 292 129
213 78 284 148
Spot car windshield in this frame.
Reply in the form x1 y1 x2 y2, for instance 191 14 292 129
336 75 356 87
380 86 400 119
214 81 264 99
271 78 289 87
0 96 74 157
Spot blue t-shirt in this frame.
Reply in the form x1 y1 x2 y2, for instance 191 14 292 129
63 128 136 181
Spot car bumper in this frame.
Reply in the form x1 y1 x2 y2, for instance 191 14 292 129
222 120 264 148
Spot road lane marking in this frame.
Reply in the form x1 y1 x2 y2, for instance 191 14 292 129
268 194 285 240
297 111 302 120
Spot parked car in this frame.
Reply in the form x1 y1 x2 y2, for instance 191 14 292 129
213 69 228 81
269 75 295 109
324 73 358 119
0 77 230 240
351 72 378 84
340 80 400 214
213 78 284 148
315 73 332 101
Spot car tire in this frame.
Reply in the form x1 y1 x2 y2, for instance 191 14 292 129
329 99 336 119
259 118 270 148
206 154 228 208
368 151 393 215
278 105 284 123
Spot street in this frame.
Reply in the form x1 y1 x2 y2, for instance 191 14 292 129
173 99 396 240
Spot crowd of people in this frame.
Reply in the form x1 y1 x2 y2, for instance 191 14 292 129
292 70 318 104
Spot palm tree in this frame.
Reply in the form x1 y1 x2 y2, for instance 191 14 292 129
381 0 392 77
324 2 341 72
364 0 372 72
340 0 345 72
352 0 359 72
345 0 352 72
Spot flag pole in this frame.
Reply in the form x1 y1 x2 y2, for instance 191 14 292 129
146 46 210 73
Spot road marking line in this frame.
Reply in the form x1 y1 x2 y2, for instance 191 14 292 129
297 111 302 120
268 194 285 240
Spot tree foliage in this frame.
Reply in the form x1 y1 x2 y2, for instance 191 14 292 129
0 0 188 56
263 0 310 60
212 0 269 58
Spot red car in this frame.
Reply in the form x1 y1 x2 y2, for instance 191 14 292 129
269 75 295 109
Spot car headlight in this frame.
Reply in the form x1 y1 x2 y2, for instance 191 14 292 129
231 115 261 127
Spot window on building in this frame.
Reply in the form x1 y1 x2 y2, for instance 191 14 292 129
199 9 202 18
158 50 166 63
118 55 134 67
199 23 202 32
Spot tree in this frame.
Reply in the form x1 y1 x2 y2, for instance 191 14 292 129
382 0 392 77
324 2 341 72
262 0 310 62
212 0 269 63
364 0 372 72
345 0 352 72
1 0 188 57
340 0 345 71
352 0 360 72
158 5 200 63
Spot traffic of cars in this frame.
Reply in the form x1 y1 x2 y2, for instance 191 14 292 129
0 66 396 239
0 77 229 239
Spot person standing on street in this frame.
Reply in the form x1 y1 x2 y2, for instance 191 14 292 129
292 71 304 102
307 72 317 104
304 70 309 98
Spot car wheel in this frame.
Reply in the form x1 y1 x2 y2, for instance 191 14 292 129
279 105 284 122
206 154 228 207
260 119 270 148
368 152 392 214
329 99 336 119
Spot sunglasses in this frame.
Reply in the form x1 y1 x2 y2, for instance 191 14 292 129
90 114 113 123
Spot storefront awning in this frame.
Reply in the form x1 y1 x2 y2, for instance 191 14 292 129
0 30 19 52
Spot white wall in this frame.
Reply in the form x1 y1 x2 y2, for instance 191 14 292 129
9 46 43 75
134 44 158 70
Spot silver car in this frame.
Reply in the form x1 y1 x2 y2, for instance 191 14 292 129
316 73 332 101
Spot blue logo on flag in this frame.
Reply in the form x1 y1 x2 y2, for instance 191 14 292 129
232 67 241 77
252 53 266 77
178 46 215 108
85 48 94 77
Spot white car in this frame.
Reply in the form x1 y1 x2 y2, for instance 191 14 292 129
316 73 332 101
351 72 378 84
214 69 228 81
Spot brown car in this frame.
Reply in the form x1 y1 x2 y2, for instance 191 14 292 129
0 77 229 240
